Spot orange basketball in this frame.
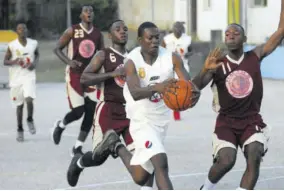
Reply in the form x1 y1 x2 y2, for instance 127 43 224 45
163 80 197 111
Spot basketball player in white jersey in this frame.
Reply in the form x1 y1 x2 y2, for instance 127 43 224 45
162 21 192 121
3 23 39 142
92 22 200 189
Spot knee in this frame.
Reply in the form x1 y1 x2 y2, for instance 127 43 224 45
25 97 33 104
133 176 148 186
73 106 85 119
216 151 236 170
245 142 264 163
151 153 169 172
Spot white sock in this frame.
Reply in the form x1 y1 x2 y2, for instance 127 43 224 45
140 186 153 190
76 157 84 169
75 140 83 148
59 120 65 129
202 177 216 190
236 187 246 190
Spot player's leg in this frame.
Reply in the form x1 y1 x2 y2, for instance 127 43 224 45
67 101 107 187
23 79 36 134
121 127 155 190
238 120 270 190
10 85 25 141
201 117 238 190
52 74 85 145
71 96 97 156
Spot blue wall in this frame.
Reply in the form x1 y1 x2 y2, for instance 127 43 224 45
245 45 284 80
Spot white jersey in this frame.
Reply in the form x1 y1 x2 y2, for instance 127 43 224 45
8 38 38 87
123 46 174 127
163 33 191 65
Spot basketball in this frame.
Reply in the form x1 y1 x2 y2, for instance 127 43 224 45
163 80 197 111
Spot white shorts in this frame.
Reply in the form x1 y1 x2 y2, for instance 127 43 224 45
10 79 36 106
129 121 168 173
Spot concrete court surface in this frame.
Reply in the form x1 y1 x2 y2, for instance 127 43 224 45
0 79 283 190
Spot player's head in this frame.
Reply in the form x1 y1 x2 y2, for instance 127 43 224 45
16 23 27 38
80 5 94 23
225 23 247 50
137 22 159 56
108 20 128 45
173 22 185 38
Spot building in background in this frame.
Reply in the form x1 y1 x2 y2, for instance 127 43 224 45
118 0 281 44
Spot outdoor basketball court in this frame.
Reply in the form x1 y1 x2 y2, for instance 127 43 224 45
0 80 283 190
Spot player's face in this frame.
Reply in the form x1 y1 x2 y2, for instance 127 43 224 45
16 24 27 38
173 24 184 38
81 6 94 23
110 21 128 45
139 27 160 55
225 25 245 50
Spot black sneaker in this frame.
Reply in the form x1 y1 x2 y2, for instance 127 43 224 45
92 129 122 160
71 146 84 157
16 130 24 142
67 154 83 187
200 185 204 190
52 120 64 145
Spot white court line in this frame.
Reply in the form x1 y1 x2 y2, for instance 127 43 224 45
55 165 284 190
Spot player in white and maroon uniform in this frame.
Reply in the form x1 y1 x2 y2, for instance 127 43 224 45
162 22 192 121
194 1 284 188
3 23 38 142
92 22 200 189
52 5 104 156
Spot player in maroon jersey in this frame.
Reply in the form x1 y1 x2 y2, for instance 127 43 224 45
65 20 154 189
52 5 104 156
192 1 284 189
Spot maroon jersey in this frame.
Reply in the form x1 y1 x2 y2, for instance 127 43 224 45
98 47 127 103
213 51 263 118
67 23 102 73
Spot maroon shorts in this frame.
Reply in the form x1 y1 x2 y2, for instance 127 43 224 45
92 101 133 150
212 113 269 158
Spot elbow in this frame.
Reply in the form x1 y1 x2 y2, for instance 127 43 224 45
53 47 60 55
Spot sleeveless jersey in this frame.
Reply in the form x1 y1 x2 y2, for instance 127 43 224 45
123 46 174 127
8 38 38 87
98 47 127 103
212 51 263 118
67 23 102 73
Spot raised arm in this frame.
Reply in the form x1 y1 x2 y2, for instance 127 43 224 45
192 48 223 90
80 50 122 86
253 0 284 60
172 53 191 81
125 59 175 101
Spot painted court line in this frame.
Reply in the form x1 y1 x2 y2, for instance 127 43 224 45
55 165 284 190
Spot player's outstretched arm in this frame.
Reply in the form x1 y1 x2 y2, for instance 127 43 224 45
192 48 223 90
80 50 123 86
253 0 284 60
53 27 73 65
125 59 176 101
172 53 191 80
3 47 19 66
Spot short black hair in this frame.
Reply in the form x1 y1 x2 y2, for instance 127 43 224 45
108 19 124 32
138 22 157 37
228 23 245 35
15 21 26 29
